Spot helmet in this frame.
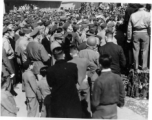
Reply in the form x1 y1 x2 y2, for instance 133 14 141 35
86 36 97 47
50 41 61 52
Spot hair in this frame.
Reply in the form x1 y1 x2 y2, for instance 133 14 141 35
105 29 114 36
59 22 63 26
23 60 33 70
19 30 25 36
99 54 112 69
73 26 78 32
53 47 64 60
57 28 63 33
146 4 151 12
40 67 48 77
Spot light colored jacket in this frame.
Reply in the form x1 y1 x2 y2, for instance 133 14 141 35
127 8 151 40
3 36 14 59
1 90 18 116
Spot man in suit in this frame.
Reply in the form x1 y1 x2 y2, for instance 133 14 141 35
99 30 126 75
22 60 41 117
46 47 83 118
68 45 97 118
92 54 125 119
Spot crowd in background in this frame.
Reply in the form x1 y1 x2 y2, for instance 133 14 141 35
1 2 151 118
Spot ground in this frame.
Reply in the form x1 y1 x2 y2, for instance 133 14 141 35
14 84 148 119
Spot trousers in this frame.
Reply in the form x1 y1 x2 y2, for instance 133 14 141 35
132 32 149 70
26 97 39 117
92 104 117 119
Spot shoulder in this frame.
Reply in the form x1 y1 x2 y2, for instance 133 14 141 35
111 72 121 80
94 77 101 86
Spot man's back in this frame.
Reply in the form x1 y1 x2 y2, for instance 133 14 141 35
26 41 49 74
69 57 97 89
99 42 126 74
92 71 125 117
130 8 150 29
22 70 37 98
26 41 49 62
47 60 82 118
94 71 123 105
79 49 99 66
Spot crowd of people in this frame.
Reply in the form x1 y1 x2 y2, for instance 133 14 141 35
1 2 151 119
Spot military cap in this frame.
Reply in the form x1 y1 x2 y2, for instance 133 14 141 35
54 33 64 39
23 28 32 34
30 28 39 37
31 23 38 29
51 41 61 52
3 27 11 34
3 20 10 25
13 26 21 32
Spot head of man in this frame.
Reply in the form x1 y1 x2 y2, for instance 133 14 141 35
105 29 114 43
3 27 12 37
99 54 112 69
53 47 65 60
23 60 33 71
19 30 25 37
86 36 97 50
30 28 42 42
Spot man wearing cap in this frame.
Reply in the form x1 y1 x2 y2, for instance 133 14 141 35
50 41 61 66
127 4 151 71
79 36 100 66
78 36 99 91
15 30 31 66
22 60 41 117
26 28 50 81
3 27 17 96
46 47 83 118
72 24 82 47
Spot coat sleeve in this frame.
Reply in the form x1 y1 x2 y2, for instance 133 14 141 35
46 68 55 87
86 59 97 73
92 80 102 108
117 78 125 107
40 44 50 63
127 15 133 40
3 38 14 57
2 49 14 74
1 93 18 114
119 46 126 68
75 32 82 45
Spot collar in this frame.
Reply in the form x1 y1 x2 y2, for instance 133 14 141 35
46 36 49 40
55 59 66 65
72 54 78 58
102 68 111 72
138 8 146 11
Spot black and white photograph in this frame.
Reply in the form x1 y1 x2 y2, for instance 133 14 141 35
1 0 151 119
